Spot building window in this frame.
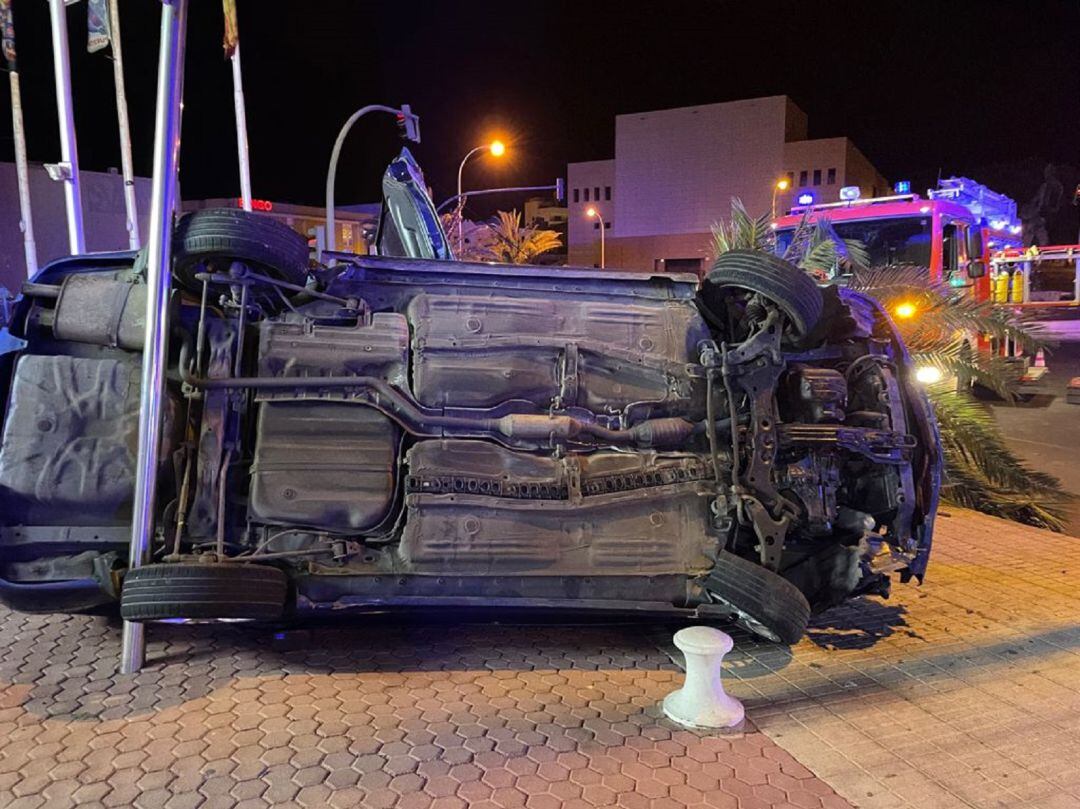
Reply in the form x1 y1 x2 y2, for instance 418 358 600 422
799 170 808 186
786 171 795 187
813 169 822 186
594 222 611 230
584 188 590 202
594 186 600 200
605 221 611 229
573 188 579 203
604 186 611 201
827 168 836 185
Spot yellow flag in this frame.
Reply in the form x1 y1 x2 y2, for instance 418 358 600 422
222 0 238 58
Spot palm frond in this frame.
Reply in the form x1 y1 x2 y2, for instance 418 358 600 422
851 264 1049 358
785 216 869 277
711 198 772 256
929 386 1071 530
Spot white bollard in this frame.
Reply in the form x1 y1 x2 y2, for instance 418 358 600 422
663 625 744 731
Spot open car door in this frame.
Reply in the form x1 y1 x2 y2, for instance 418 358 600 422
375 147 453 260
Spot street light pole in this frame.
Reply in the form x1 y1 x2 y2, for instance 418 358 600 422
586 207 605 268
455 140 505 253
771 178 790 219
325 104 418 256
120 0 188 675
456 145 486 253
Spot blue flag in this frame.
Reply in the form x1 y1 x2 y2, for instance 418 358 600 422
88 0 110 54
0 0 16 70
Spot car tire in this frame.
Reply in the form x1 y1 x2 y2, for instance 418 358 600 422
701 249 824 338
172 208 311 291
120 563 288 622
704 551 811 644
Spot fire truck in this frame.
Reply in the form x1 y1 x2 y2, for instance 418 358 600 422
773 177 1021 288
773 177 1050 394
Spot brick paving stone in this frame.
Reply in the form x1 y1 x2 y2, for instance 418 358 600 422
0 508 1076 806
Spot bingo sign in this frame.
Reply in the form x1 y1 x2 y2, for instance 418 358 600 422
236 198 274 212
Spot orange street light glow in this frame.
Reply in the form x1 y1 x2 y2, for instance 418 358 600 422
895 302 917 319
776 178 790 191
489 140 506 157
586 207 598 217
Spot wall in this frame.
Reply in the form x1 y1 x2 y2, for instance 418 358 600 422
566 159 615 254
844 141 890 199
781 137 850 209
0 162 152 292
613 96 791 237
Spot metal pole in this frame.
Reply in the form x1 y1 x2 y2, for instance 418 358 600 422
599 214 605 268
324 104 400 254
107 0 140 250
592 211 605 268
231 40 252 212
437 182 561 213
47 0 85 254
120 0 188 675
456 145 485 252
8 71 37 277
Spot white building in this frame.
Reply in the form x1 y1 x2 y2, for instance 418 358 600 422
567 96 888 271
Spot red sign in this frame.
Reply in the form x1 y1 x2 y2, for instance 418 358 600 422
236 198 273 212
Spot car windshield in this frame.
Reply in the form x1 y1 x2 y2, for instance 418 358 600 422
776 216 933 270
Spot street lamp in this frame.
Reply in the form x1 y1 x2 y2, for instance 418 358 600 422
325 103 420 257
771 177 791 219
586 206 605 269
456 140 507 251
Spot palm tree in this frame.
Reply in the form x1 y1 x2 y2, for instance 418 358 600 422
710 199 1072 531
440 209 563 264
480 210 563 264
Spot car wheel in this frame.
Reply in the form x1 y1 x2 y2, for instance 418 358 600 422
172 208 311 292
703 551 811 644
120 563 288 622
700 250 824 339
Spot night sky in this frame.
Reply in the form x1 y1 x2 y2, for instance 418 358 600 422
1 1 1078 219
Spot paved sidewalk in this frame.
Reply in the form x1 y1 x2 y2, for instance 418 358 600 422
0 508 1077 808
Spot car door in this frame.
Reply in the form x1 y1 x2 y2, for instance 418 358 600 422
375 147 453 261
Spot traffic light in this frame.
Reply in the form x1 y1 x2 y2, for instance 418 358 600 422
396 104 421 144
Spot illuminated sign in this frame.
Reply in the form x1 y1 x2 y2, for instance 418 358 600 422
236 198 274 212
839 186 861 201
796 192 815 206
894 180 911 194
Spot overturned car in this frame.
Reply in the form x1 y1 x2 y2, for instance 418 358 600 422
0 153 941 643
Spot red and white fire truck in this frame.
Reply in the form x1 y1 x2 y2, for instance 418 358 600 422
772 177 1052 393
773 176 1021 290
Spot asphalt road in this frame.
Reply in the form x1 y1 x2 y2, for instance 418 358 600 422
985 320 1080 536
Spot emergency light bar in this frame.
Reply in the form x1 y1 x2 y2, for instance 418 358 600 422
788 192 919 214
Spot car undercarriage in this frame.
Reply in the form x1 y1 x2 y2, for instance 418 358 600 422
0 159 942 645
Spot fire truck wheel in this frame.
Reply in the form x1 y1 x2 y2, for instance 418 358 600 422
171 208 312 293
701 250 824 339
